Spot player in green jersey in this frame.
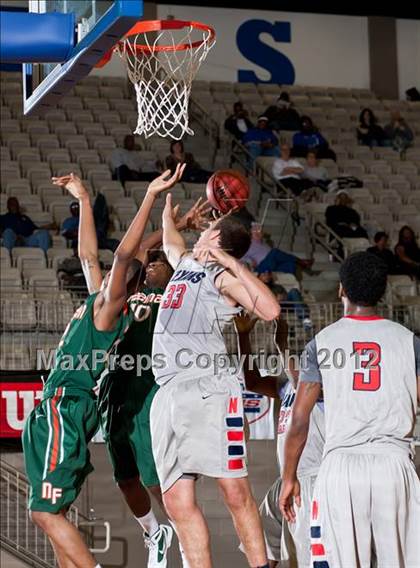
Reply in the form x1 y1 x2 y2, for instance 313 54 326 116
52 173 209 568
23 164 185 568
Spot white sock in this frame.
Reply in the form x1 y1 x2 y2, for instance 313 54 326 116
135 509 159 536
95 564 102 568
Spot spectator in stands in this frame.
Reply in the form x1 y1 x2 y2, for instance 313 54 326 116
224 101 254 140
292 116 336 161
357 108 386 147
242 115 278 165
272 143 313 196
263 92 301 131
165 140 210 183
0 197 53 253
384 111 414 153
271 283 312 329
61 200 80 249
395 225 420 279
367 231 397 274
325 191 368 240
111 134 161 185
303 150 331 191
242 222 313 279
59 190 119 253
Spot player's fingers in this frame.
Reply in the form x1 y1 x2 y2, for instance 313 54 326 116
295 494 302 509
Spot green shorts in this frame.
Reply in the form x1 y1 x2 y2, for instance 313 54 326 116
98 373 159 487
22 388 99 513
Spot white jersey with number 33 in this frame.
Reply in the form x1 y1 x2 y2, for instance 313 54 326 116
300 315 420 458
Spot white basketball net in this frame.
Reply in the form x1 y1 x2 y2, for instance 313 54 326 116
116 24 215 139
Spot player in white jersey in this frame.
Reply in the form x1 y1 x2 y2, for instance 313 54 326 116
280 252 420 567
235 314 325 567
150 194 280 568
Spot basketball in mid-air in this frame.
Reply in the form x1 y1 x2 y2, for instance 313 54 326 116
206 169 250 214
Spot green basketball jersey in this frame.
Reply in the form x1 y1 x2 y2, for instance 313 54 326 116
108 287 164 381
43 293 133 396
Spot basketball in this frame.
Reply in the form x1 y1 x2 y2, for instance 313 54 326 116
206 169 250 214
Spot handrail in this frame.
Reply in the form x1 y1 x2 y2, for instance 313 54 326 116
0 459 110 566
311 218 345 262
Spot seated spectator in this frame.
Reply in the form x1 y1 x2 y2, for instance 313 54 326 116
325 191 368 240
111 134 161 185
357 108 386 147
165 140 210 183
0 197 53 253
367 231 397 274
272 143 314 196
271 283 312 329
292 116 336 161
241 222 313 280
394 225 420 279
303 150 331 191
242 115 278 165
384 111 414 153
61 200 80 249
264 91 301 131
58 181 119 253
224 101 254 140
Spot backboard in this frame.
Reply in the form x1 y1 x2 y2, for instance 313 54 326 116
23 0 143 115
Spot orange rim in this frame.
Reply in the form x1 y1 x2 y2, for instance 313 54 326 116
95 19 215 67
123 19 216 52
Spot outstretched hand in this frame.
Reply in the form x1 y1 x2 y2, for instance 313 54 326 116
279 478 301 523
147 163 186 197
179 197 212 231
51 173 88 200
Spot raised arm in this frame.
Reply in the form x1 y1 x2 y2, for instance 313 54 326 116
136 197 210 264
162 193 188 268
52 174 102 294
96 165 185 330
212 249 280 321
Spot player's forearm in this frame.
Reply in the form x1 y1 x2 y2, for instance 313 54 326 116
78 194 98 262
282 419 309 482
115 191 156 262
229 259 280 320
136 216 191 263
162 214 186 266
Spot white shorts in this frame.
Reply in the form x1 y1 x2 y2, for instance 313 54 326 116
311 449 420 568
150 373 247 493
260 473 317 567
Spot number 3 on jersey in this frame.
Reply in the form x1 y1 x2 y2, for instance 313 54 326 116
353 342 381 391
162 284 187 309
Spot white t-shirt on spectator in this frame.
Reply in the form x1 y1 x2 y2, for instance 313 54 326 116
272 158 303 180
111 148 145 172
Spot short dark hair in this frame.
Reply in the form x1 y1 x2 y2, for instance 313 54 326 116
339 252 388 307
374 231 388 243
147 250 173 272
214 217 251 259
306 149 318 158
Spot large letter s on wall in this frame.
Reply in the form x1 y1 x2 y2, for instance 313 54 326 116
237 19 295 84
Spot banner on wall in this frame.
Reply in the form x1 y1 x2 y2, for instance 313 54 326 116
0 371 44 438
157 5 370 88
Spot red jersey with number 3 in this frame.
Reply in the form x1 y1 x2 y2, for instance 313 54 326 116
300 315 420 457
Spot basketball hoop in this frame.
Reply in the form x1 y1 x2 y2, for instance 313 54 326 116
98 19 215 139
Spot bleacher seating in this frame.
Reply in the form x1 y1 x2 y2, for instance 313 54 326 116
1 71 420 369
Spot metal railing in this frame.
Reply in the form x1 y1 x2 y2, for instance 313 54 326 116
0 459 78 567
189 97 220 169
0 459 111 567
